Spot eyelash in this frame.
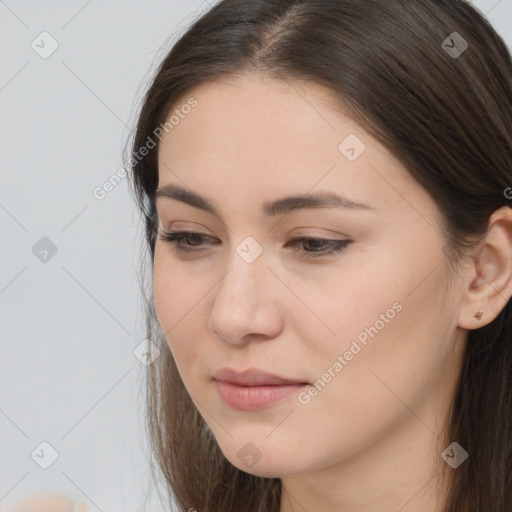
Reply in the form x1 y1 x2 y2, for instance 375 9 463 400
158 230 352 259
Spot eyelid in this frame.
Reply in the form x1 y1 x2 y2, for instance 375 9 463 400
158 229 352 259
160 226 348 242
164 221 214 234
293 228 349 238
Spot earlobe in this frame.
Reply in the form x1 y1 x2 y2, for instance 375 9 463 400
458 206 512 330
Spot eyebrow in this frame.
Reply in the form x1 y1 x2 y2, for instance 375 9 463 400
154 184 376 217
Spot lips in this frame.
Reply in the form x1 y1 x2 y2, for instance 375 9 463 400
213 367 309 410
213 367 308 386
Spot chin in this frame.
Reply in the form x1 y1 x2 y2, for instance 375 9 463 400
217 440 304 478
228 458 297 479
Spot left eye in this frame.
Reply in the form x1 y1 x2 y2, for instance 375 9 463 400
158 230 352 258
283 237 352 257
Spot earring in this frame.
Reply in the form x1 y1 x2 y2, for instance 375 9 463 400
474 310 484 320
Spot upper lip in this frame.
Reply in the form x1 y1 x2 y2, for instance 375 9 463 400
214 367 307 386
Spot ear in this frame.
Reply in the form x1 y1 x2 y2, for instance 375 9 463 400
458 206 512 329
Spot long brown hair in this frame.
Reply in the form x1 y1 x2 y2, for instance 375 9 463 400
124 1 512 510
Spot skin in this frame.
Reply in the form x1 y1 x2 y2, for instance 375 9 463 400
153 71 512 512
5 494 89 512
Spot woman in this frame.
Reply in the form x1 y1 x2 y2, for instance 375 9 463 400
126 0 512 510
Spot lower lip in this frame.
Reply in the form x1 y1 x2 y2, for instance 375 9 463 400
215 380 307 410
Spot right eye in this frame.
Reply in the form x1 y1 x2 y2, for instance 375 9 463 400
158 230 218 253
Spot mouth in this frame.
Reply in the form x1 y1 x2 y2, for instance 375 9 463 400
213 366 308 386
213 367 309 410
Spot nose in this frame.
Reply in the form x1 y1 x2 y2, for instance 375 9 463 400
207 251 284 346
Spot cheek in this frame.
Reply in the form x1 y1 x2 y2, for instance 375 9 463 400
294 243 446 403
153 247 200 328
284 279 446 467
152 249 211 377
286 264 398 362
152 251 176 331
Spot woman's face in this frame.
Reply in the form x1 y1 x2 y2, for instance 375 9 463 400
153 72 467 478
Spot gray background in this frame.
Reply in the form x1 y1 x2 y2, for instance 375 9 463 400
0 1 511 511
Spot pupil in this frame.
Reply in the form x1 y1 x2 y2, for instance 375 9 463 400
306 239 324 251
189 233 202 245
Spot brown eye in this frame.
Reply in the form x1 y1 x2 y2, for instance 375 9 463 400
158 230 217 253
284 237 352 258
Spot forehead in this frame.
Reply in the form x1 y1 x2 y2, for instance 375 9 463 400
155 73 431 221
158 72 351 156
